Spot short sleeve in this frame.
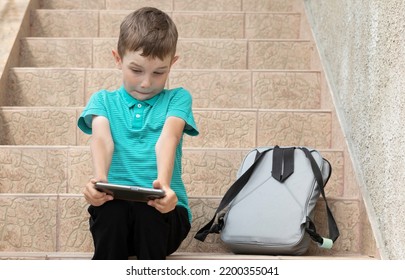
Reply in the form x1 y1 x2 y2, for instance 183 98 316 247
77 91 108 135
166 88 199 136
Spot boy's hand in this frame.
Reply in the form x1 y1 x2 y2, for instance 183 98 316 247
83 178 114 206
148 180 178 213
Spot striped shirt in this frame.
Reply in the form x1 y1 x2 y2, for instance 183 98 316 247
77 85 199 221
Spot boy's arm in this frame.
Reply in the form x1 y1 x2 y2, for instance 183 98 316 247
90 115 114 181
148 116 185 213
83 115 114 206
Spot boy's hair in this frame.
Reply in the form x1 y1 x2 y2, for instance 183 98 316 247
117 7 178 60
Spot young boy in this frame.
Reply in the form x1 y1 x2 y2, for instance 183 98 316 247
77 7 199 260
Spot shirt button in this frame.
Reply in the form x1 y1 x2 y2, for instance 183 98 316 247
135 114 141 118
137 104 142 108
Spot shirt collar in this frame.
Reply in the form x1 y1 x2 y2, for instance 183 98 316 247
119 85 161 108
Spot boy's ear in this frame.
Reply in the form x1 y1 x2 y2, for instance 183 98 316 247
112 49 122 69
170 55 179 67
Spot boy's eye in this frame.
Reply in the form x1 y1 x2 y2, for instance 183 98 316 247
131 69 142 73
154 72 165 75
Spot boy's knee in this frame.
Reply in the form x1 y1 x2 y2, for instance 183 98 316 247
89 200 131 225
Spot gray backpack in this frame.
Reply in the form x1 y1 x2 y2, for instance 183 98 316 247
195 146 340 255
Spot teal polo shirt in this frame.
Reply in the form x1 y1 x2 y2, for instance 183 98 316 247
78 85 199 221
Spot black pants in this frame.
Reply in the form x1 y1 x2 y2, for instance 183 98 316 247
88 200 191 260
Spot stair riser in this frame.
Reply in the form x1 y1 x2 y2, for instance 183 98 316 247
31 10 301 40
0 195 363 255
8 68 321 109
0 109 77 145
185 110 331 149
0 109 331 147
172 71 321 109
20 38 316 69
39 0 302 12
0 147 344 197
0 196 58 252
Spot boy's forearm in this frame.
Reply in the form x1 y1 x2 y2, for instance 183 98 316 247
155 135 178 187
91 136 114 182
90 116 114 182
156 116 185 187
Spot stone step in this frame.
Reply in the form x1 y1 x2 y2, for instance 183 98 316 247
0 107 332 148
0 194 369 256
7 68 322 109
31 10 303 40
0 146 345 198
0 251 376 260
19 38 318 70
39 0 304 12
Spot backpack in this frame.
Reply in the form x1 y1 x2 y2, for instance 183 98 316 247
194 146 340 255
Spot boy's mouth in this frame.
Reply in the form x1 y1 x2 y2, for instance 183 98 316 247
134 89 152 95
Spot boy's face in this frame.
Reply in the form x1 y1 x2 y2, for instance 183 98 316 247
113 50 178 101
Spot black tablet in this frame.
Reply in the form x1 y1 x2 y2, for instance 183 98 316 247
95 182 166 202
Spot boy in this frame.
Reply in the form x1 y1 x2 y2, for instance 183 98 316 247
77 7 199 260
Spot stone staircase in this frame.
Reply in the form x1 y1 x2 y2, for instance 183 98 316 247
0 0 379 259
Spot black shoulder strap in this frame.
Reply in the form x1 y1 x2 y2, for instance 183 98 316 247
300 147 340 246
194 148 272 241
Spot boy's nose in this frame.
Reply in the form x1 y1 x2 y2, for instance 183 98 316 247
140 77 151 88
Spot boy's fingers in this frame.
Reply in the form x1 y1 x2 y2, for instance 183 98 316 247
148 193 177 213
83 180 113 206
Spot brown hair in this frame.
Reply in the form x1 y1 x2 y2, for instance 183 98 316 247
117 7 178 60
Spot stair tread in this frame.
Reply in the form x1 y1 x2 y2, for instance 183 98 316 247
0 106 331 111
0 251 377 260
38 0 304 12
34 9 302 13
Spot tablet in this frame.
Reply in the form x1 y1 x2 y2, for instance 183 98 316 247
95 182 166 202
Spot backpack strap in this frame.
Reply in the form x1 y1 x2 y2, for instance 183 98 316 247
300 147 340 248
194 148 272 242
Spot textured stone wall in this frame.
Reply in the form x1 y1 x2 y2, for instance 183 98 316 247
0 0 37 105
304 0 405 259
